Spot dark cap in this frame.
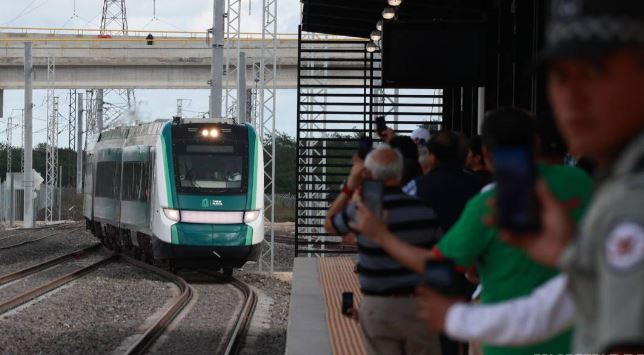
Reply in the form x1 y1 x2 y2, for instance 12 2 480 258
541 0 644 62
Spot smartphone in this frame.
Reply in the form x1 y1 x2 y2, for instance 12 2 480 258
341 291 354 316
362 180 384 216
493 147 541 233
357 136 373 160
375 116 388 135
422 259 471 297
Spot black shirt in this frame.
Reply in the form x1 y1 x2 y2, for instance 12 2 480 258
416 162 487 232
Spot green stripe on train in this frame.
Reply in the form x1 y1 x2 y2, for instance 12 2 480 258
171 224 179 245
174 223 251 246
161 124 177 208
248 124 260 210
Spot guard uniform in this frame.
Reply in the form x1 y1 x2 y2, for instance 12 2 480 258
560 132 644 352
542 1 644 351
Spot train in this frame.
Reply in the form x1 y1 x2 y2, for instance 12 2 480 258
82 117 264 273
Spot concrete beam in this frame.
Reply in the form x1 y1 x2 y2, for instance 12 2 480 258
0 65 301 89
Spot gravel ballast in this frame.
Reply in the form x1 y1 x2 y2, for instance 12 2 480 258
0 262 174 355
236 271 292 355
0 228 98 276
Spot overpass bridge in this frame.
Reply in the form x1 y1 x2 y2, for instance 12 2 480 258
0 27 365 90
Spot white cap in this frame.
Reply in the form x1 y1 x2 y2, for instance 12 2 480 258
410 127 430 143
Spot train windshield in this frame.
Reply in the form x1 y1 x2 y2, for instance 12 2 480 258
172 124 249 194
178 150 242 188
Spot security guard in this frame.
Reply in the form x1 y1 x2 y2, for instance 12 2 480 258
504 0 644 353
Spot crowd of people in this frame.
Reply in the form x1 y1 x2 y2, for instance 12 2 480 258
324 1 644 355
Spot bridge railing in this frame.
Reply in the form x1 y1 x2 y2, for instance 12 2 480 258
0 26 307 41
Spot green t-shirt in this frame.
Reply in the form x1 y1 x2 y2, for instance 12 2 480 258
436 164 593 355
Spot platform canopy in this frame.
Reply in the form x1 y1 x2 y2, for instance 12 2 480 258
301 0 488 38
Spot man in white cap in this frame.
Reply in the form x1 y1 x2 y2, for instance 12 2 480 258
411 127 431 146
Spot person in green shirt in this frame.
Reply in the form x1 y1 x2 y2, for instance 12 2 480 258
349 108 594 355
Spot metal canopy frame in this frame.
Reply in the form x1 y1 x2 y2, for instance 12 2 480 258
294 27 444 256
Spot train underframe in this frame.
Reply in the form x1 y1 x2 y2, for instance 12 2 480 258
85 219 257 274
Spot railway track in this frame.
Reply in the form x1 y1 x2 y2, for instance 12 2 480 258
201 271 258 355
0 223 84 250
0 245 114 315
0 233 256 355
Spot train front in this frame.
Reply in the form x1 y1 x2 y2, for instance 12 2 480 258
152 119 264 269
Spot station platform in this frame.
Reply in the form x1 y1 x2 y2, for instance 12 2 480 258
286 257 366 355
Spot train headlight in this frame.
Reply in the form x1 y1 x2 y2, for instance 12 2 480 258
201 129 209 137
243 210 261 223
163 208 181 221
209 129 219 138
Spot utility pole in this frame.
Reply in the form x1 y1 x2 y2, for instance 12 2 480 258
23 42 34 228
97 89 104 132
210 0 225 119
237 52 247 123
76 93 83 194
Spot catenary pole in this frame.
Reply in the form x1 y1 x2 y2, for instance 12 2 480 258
23 42 34 228
237 52 247 123
76 93 83 194
210 0 224 119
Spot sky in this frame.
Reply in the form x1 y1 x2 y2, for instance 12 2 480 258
0 0 302 145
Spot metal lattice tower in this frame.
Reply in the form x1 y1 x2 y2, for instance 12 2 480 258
224 0 242 118
68 89 77 149
257 0 277 273
100 0 128 35
298 32 328 257
45 57 59 223
100 0 135 130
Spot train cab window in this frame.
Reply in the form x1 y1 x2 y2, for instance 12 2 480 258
174 144 247 194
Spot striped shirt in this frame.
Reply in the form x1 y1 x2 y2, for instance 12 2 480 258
332 186 442 295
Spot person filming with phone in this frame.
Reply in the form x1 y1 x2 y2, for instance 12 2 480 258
349 108 594 355
324 145 443 355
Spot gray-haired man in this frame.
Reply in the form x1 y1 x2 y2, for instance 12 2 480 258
325 146 442 355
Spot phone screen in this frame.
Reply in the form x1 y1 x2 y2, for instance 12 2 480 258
341 292 353 315
362 180 384 216
357 136 373 160
493 147 541 233
375 116 388 134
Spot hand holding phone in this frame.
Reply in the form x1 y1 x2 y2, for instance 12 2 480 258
357 136 373 160
422 259 472 297
493 147 541 234
375 116 388 134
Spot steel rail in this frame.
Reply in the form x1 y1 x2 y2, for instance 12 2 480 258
0 244 102 286
0 222 79 242
0 227 84 250
121 255 194 355
0 251 115 315
200 271 257 355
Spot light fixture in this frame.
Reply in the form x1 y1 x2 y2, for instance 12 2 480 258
370 29 382 42
163 208 181 222
210 128 219 137
201 129 209 137
382 7 397 20
366 41 379 53
387 0 403 6
376 20 383 31
243 210 261 223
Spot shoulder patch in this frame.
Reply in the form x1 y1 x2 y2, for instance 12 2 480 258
605 222 644 271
